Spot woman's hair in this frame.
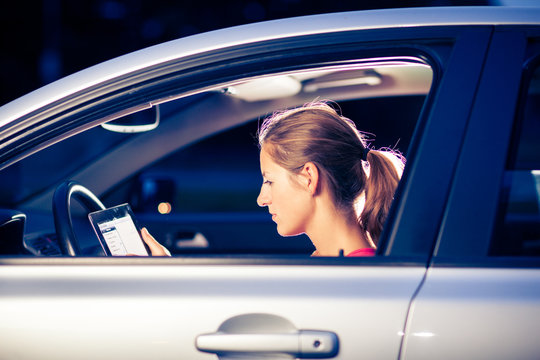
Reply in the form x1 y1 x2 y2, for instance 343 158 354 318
257 101 405 246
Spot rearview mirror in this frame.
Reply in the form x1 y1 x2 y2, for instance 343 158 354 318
101 105 160 133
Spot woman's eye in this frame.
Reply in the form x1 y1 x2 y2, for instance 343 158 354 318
263 180 272 185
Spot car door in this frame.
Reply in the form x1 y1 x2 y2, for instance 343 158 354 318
0 13 495 360
401 27 540 359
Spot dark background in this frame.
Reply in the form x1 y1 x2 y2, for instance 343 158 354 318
0 0 507 107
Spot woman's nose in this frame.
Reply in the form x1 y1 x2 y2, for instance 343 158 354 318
257 188 269 207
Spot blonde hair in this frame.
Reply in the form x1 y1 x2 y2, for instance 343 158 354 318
258 101 405 246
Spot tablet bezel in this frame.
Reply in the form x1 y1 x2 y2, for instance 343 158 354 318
88 203 150 256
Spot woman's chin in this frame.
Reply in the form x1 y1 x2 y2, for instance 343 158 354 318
276 226 302 237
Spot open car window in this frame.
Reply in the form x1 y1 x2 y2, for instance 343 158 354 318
9 57 435 257
80 60 432 256
3 58 435 257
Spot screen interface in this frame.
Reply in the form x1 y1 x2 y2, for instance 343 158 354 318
97 214 147 256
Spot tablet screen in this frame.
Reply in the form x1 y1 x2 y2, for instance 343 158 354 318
89 204 149 256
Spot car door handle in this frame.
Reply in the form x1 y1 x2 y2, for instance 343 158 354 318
196 330 339 358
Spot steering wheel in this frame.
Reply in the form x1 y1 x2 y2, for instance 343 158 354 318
53 181 106 256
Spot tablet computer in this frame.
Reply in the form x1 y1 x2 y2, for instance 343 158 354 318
88 203 150 256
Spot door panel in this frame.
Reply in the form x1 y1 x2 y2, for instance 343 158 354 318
401 267 540 360
0 263 425 359
138 213 313 254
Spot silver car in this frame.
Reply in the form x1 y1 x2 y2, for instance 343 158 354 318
0 6 539 359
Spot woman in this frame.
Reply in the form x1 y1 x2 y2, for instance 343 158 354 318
142 101 404 257
255 101 404 256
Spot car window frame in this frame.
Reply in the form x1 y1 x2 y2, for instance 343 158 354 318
380 26 493 260
433 26 540 268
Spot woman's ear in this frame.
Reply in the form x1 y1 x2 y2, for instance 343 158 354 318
300 162 319 195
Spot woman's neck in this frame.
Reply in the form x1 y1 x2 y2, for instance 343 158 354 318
307 200 372 256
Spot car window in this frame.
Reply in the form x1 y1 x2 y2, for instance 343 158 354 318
101 62 431 255
491 61 540 256
11 55 438 257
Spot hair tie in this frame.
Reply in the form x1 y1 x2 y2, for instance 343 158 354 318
361 147 370 161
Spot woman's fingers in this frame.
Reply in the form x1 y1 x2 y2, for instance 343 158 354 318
141 227 171 256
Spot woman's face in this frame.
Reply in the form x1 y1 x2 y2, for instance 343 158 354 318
257 147 313 236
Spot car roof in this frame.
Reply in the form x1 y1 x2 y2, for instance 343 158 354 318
0 6 539 129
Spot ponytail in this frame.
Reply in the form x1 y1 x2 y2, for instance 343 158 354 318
359 150 403 245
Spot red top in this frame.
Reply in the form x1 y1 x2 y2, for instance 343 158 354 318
346 248 376 257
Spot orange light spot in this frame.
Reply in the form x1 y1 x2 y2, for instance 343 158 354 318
157 202 172 214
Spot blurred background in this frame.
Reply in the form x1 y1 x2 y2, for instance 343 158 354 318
0 0 530 106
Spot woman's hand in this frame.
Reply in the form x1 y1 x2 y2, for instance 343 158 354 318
141 227 171 256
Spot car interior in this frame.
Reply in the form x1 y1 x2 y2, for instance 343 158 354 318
0 57 434 257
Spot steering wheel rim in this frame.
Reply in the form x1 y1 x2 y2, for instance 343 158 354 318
53 181 106 256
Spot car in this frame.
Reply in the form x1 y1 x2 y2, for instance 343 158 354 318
0 5 540 359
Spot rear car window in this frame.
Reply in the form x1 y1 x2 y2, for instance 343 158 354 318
491 62 540 256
